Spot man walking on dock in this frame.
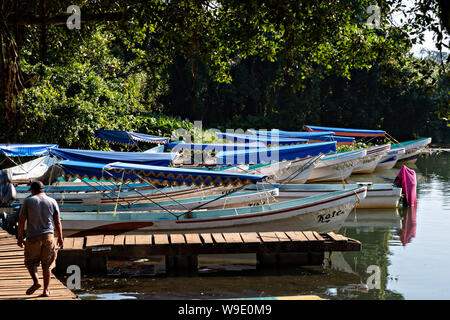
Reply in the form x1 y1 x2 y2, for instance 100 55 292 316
17 181 64 297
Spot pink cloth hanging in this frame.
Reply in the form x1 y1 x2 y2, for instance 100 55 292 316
395 165 417 207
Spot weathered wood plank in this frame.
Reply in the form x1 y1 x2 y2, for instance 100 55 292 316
211 233 227 244
199 233 214 244
125 235 136 245
72 237 85 249
302 231 318 241
327 232 347 242
312 232 325 241
275 232 291 242
113 235 125 246
63 237 74 250
154 234 170 245
184 233 202 244
258 232 279 242
135 235 152 245
102 235 115 246
222 233 243 243
169 234 185 244
85 235 104 247
240 232 261 244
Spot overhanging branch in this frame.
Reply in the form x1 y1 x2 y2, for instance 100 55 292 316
6 12 124 26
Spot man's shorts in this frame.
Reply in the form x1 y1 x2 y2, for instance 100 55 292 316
24 233 58 270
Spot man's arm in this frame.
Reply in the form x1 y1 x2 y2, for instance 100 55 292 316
17 201 27 247
52 201 63 248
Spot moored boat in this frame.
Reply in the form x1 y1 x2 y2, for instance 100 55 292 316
392 138 432 165
352 144 391 174
60 185 367 236
375 148 405 171
247 183 402 209
306 149 366 182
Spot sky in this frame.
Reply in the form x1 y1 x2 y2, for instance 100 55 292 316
389 0 449 57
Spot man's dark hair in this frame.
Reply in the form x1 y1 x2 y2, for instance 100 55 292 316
29 181 44 193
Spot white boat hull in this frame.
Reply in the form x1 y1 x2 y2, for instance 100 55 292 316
272 156 321 184
307 150 366 182
61 187 367 236
269 184 402 209
353 144 391 174
352 154 384 174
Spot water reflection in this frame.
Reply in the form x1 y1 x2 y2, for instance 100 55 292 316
332 207 405 300
399 207 417 246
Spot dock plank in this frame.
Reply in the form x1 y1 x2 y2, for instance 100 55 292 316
240 232 261 244
102 235 115 246
125 235 136 245
135 235 152 245
169 234 186 244
63 238 74 250
72 237 85 249
184 233 202 244
327 232 347 242
258 232 279 242
222 233 243 243
312 232 325 241
302 231 318 241
85 235 104 247
284 231 307 242
211 233 227 244
113 235 125 246
154 234 169 245
275 232 291 242
200 233 214 244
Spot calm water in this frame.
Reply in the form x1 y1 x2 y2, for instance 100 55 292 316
62 152 450 300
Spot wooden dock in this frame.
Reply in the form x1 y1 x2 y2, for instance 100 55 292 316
56 231 361 274
0 229 79 300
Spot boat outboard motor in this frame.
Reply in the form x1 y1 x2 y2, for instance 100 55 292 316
0 169 17 205
0 169 19 235
394 165 417 207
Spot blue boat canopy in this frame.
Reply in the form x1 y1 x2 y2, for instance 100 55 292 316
166 142 264 154
215 132 308 146
49 148 176 167
95 130 170 145
304 125 386 137
249 129 335 138
0 144 58 157
248 129 355 145
59 160 265 187
216 141 336 165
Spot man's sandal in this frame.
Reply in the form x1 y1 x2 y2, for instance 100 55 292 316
26 283 41 295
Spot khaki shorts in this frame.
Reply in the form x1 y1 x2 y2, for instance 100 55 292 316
24 233 58 270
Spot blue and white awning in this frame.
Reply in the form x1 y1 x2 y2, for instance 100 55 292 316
303 125 386 137
95 130 170 145
49 148 176 167
166 142 264 154
215 141 336 165
215 132 307 147
59 160 265 187
249 129 355 145
0 144 58 157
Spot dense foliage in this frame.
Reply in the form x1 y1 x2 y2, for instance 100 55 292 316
1 0 449 147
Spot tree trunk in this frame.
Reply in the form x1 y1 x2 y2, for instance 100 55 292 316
0 10 24 142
